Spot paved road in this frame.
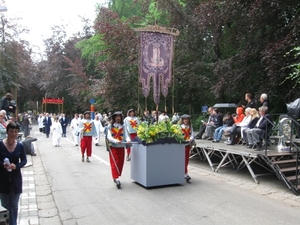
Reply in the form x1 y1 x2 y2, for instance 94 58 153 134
18 125 300 225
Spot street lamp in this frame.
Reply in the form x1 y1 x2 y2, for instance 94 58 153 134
0 0 7 12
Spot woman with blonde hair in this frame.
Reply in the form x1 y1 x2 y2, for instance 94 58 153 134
242 108 260 145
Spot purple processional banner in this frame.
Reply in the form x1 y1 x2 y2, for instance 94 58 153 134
139 32 174 105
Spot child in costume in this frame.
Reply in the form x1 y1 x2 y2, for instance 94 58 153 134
123 109 139 161
106 111 131 188
180 114 194 182
77 111 97 163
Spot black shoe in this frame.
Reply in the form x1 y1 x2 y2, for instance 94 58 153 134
227 142 234 145
114 180 121 189
247 144 253 148
207 137 213 140
194 136 201 139
185 175 191 183
31 153 37 156
212 140 219 143
255 144 262 151
203 136 209 139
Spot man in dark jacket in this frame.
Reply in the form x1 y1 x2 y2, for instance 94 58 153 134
59 113 68 137
259 93 270 112
22 114 30 138
243 93 256 109
0 93 14 117
195 107 213 139
43 113 52 138
203 108 223 140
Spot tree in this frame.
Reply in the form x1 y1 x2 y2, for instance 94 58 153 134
93 7 140 111
156 0 300 113
0 14 39 113
282 47 300 88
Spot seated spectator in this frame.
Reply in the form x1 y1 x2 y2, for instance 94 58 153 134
195 107 213 139
242 109 260 144
0 110 8 121
203 108 223 140
246 106 272 150
212 112 234 143
22 136 37 156
233 106 245 124
0 112 7 140
223 106 245 137
226 107 252 145
241 108 259 139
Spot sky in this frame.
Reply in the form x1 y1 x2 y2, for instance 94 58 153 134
3 0 108 56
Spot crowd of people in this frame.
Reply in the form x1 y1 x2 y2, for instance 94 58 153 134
0 93 38 225
0 91 272 224
194 93 272 151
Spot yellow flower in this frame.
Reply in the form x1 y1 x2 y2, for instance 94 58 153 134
137 120 185 144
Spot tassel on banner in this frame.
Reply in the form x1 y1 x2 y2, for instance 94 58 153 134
164 97 167 114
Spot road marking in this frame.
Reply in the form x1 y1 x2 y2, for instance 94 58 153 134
93 154 110 166
65 137 76 145
64 137 110 166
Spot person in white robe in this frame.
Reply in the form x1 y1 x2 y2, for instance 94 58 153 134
70 113 80 146
93 115 104 146
51 117 62 147
37 113 45 133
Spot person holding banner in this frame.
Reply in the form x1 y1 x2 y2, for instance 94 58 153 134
106 111 131 189
180 114 194 183
123 109 139 161
77 111 97 163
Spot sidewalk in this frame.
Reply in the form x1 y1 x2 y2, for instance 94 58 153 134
18 143 38 225
18 130 60 225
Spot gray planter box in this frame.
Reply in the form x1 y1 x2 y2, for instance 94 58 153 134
130 142 185 187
